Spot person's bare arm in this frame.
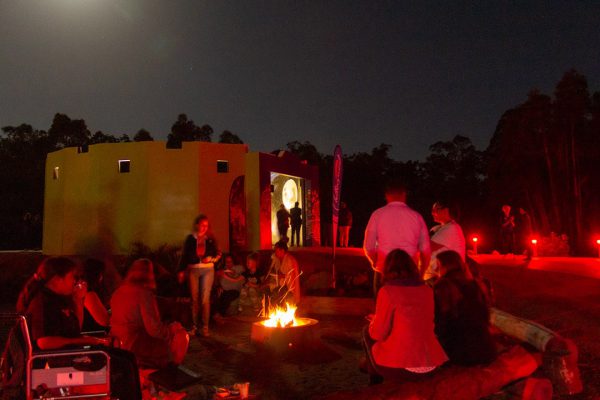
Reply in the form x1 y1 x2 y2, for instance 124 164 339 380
363 215 378 270
37 335 108 350
84 291 110 327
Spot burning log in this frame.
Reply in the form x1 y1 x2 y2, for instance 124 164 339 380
250 302 320 352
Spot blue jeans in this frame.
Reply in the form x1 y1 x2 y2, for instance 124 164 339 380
188 265 214 329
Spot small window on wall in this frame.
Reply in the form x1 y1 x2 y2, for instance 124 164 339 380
53 167 60 180
217 160 229 173
118 160 131 173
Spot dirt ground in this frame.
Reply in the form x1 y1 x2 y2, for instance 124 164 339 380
1 252 598 399
179 261 600 400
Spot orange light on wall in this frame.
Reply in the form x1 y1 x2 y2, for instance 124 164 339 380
471 236 479 255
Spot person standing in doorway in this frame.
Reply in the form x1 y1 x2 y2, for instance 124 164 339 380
363 179 431 297
276 204 291 243
290 202 303 246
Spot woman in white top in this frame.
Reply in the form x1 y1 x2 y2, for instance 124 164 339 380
424 201 466 281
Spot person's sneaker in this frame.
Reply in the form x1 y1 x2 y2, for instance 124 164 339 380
188 326 197 336
201 327 210 337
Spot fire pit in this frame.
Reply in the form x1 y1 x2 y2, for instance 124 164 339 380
250 303 320 352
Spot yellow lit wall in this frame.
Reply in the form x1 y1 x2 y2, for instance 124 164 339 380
43 141 247 255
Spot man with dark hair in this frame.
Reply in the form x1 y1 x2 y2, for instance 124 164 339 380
363 179 431 296
276 205 291 242
290 202 302 246
266 241 301 305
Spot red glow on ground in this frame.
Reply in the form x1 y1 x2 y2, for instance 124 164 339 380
471 254 600 279
531 239 538 244
472 237 479 243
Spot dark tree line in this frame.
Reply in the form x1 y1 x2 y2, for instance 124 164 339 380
0 113 243 249
487 70 600 254
1 70 598 254
284 70 599 255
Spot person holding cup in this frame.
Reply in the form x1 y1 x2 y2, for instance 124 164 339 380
178 214 222 337
20 256 112 350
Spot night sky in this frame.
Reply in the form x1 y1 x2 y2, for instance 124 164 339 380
1 1 599 161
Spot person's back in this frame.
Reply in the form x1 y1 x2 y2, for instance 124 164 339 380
290 206 302 227
370 283 447 369
110 283 168 348
434 270 496 366
365 202 430 271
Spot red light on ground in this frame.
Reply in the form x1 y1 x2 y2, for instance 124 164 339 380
596 239 600 245
531 239 538 245
472 237 479 243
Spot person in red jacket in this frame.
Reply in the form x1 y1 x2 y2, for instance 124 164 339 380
363 249 447 385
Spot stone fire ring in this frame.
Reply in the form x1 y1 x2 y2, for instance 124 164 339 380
250 318 320 352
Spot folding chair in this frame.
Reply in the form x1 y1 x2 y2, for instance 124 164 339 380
1 313 112 400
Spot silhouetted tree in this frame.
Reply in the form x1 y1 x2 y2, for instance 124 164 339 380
166 114 212 148
47 113 90 148
134 129 154 142
487 70 600 254
90 131 119 144
0 124 50 248
286 141 322 165
218 130 244 144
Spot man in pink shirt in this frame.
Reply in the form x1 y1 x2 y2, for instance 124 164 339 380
363 179 431 295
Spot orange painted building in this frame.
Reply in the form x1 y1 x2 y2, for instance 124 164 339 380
43 141 320 255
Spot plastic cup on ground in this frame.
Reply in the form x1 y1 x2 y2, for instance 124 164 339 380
234 382 250 399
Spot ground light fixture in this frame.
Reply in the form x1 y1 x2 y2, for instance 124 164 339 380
471 236 479 255
531 238 538 257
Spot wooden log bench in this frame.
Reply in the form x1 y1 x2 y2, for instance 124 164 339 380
318 308 582 400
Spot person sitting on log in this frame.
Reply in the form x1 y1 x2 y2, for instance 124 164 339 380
266 241 301 306
213 254 246 318
433 250 496 366
239 252 266 312
363 249 448 385
110 258 189 368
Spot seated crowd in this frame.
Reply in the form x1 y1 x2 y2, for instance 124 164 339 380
363 248 497 384
14 209 498 392
14 215 295 391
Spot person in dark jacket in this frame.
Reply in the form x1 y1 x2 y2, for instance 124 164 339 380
290 202 303 246
178 214 221 337
433 250 496 366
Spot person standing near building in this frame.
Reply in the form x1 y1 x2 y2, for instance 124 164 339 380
517 207 533 260
338 202 353 248
363 179 431 296
276 204 291 242
178 215 221 337
500 205 515 255
290 202 303 247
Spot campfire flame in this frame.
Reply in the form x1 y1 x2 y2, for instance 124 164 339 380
263 302 299 328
